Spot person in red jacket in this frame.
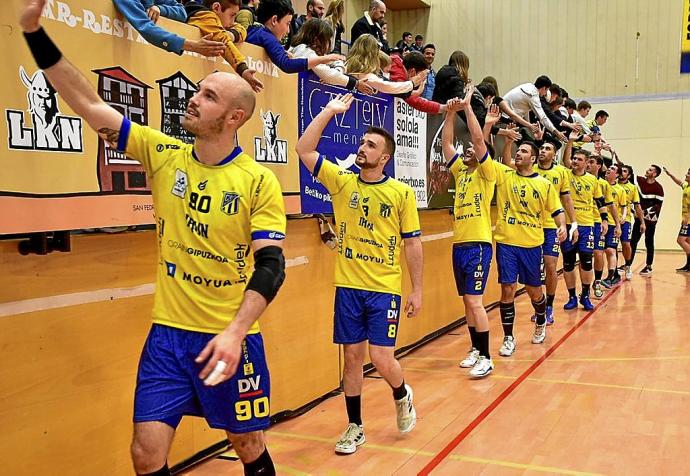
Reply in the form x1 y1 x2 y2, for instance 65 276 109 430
389 51 446 115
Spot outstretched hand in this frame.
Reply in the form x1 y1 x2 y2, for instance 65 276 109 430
485 104 501 127
20 0 46 32
325 93 355 115
242 69 264 93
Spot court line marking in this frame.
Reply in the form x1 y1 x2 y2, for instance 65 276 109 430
268 431 601 475
418 283 624 475
404 355 690 363
0 255 310 318
489 374 690 396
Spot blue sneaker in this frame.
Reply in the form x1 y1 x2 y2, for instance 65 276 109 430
545 306 554 325
563 296 578 310
601 279 613 289
579 294 594 311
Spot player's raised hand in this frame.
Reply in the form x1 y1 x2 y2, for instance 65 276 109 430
325 93 354 114
20 0 46 32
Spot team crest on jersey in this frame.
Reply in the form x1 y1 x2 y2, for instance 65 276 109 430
221 192 241 215
379 202 393 218
254 110 288 164
172 169 188 198
6 66 83 152
349 191 360 209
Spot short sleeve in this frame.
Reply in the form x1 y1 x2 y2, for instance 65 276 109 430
559 168 571 194
493 161 514 186
400 186 421 238
477 152 497 181
116 117 182 176
314 156 355 196
631 187 640 204
250 169 287 241
447 153 463 177
545 182 563 217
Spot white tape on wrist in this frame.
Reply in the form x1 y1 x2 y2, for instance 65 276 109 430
204 360 227 386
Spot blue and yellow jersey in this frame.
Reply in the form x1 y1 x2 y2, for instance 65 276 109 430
593 177 614 223
448 151 496 244
534 162 571 228
569 172 602 226
494 162 563 248
118 119 286 334
610 182 629 222
682 183 690 219
620 181 640 223
314 157 421 295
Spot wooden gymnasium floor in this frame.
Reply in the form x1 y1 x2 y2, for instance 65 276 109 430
183 252 690 475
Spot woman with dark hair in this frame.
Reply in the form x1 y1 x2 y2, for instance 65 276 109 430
432 50 488 126
290 19 372 93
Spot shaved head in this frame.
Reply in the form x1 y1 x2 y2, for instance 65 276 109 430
210 71 256 125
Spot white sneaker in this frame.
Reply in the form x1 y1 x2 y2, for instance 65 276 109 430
459 348 480 368
469 356 494 378
593 281 604 299
334 423 365 454
395 384 416 434
498 336 516 357
624 266 633 281
532 323 547 344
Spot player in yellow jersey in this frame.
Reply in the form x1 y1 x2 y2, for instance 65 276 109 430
602 164 628 287
20 3 286 474
442 90 496 378
585 155 621 298
618 164 645 280
663 166 690 272
531 135 578 325
495 136 567 356
296 94 423 454
560 144 607 311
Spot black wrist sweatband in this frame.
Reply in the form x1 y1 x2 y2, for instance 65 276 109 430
600 213 608 222
23 27 62 69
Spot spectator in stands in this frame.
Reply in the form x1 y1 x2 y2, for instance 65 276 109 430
502 75 567 141
479 76 539 133
113 0 226 57
323 0 345 54
291 0 325 37
247 0 342 73
350 0 387 51
186 0 262 92
395 32 414 53
389 51 445 114
572 100 592 134
432 50 488 126
538 84 578 135
290 19 373 94
412 34 424 52
346 34 425 96
421 43 436 100
379 20 391 54
236 0 259 29
590 110 609 130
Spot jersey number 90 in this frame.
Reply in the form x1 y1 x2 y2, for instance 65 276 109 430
235 396 270 421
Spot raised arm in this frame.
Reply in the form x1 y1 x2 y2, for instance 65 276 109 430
663 166 684 187
442 98 461 163
295 93 354 173
562 130 577 168
499 100 536 130
460 86 487 160
20 1 123 141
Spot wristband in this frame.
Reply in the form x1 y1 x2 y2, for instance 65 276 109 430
23 27 62 70
600 213 607 222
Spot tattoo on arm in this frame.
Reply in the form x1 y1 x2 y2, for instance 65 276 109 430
98 127 120 148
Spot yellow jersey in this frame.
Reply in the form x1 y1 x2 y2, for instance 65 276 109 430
534 162 572 229
683 183 690 219
569 172 603 226
593 177 614 223
448 151 496 244
314 156 421 295
120 119 286 334
609 182 629 223
620 181 640 224
494 162 563 248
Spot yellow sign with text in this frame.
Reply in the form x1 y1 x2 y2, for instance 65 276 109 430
682 0 690 72
0 0 299 234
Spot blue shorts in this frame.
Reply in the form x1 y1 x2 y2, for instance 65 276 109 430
593 222 605 251
134 324 270 433
605 224 620 249
334 287 402 347
542 228 560 258
621 222 632 242
496 243 543 287
561 225 594 255
680 224 689 237
452 242 493 295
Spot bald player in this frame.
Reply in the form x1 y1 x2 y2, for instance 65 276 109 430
20 1 286 474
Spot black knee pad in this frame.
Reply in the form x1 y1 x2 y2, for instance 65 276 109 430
580 253 593 271
563 249 577 272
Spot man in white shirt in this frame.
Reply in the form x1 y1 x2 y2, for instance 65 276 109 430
502 75 566 142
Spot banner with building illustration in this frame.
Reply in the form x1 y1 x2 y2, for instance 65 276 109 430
297 72 396 214
0 0 299 234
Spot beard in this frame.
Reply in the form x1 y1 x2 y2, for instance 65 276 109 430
355 154 380 170
182 111 226 138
